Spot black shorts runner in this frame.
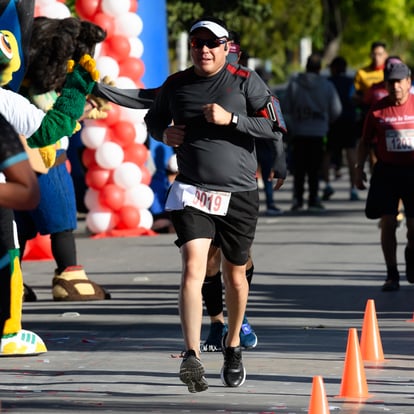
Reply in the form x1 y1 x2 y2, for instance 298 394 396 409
366 162 414 219
171 189 259 265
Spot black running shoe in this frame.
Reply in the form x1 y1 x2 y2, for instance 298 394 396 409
382 279 400 292
179 350 208 393
220 334 246 387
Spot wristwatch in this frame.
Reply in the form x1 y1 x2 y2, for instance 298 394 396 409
231 113 239 127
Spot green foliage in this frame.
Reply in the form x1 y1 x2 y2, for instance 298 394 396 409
67 0 414 83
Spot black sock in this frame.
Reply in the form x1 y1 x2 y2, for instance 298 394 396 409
51 230 77 274
202 271 223 317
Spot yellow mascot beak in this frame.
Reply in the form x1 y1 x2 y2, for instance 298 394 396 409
0 30 20 86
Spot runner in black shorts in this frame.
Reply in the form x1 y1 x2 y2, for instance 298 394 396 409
355 57 414 292
145 16 286 392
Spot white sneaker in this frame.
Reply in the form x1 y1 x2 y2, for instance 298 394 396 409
1 329 47 356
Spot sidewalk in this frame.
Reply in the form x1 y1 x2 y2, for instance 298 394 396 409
1 174 414 413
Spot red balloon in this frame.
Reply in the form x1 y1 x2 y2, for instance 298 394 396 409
119 57 145 81
81 148 97 169
123 142 148 166
92 13 116 38
140 165 152 185
129 0 138 12
85 166 111 190
98 183 125 211
75 0 99 19
110 121 136 147
105 35 131 62
116 205 141 229
103 104 121 127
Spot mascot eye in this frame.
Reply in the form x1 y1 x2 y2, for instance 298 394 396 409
0 33 13 60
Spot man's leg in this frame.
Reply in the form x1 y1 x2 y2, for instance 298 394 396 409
179 238 211 393
381 214 399 291
220 256 248 387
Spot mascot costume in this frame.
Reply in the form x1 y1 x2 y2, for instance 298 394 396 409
15 16 110 303
0 0 101 355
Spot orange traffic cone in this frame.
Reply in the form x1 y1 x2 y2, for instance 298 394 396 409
360 299 385 363
309 376 330 414
22 233 53 261
337 328 371 400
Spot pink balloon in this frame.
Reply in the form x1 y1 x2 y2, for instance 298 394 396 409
75 0 99 18
110 121 136 148
85 166 111 190
105 34 131 61
99 183 125 211
116 205 141 229
123 142 148 166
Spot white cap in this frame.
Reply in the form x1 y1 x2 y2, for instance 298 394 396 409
189 20 229 38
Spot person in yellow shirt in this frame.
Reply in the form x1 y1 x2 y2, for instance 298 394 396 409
354 41 388 107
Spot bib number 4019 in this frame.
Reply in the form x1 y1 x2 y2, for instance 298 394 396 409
190 188 231 216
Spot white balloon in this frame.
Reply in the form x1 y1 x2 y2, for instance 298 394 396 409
124 184 154 209
114 13 143 38
101 0 130 17
81 125 107 149
84 188 100 211
139 208 154 229
134 122 148 144
36 0 55 7
113 162 142 190
96 56 120 80
119 106 141 123
86 209 116 234
95 142 124 170
41 3 71 18
115 76 137 89
128 37 144 59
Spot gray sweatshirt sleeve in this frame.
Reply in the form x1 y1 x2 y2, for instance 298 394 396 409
92 83 158 109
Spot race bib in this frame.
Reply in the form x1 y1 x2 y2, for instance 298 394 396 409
385 129 414 152
165 181 231 216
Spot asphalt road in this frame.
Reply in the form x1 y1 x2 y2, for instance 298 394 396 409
1 173 414 413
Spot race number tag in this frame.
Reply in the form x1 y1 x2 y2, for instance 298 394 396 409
385 129 414 152
165 181 231 216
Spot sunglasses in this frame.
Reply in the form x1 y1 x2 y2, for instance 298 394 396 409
190 38 227 49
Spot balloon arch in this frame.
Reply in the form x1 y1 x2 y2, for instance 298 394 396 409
33 0 169 236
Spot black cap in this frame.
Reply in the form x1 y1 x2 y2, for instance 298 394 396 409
384 58 411 81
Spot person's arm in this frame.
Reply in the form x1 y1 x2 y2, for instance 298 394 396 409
0 158 40 210
0 116 39 210
91 82 158 109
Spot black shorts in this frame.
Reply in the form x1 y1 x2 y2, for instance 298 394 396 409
171 190 259 265
365 162 414 219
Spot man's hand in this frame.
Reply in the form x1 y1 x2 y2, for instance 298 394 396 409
203 103 231 125
162 125 185 147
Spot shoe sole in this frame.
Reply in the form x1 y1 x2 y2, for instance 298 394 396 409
220 365 246 387
179 358 208 393
241 336 258 349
